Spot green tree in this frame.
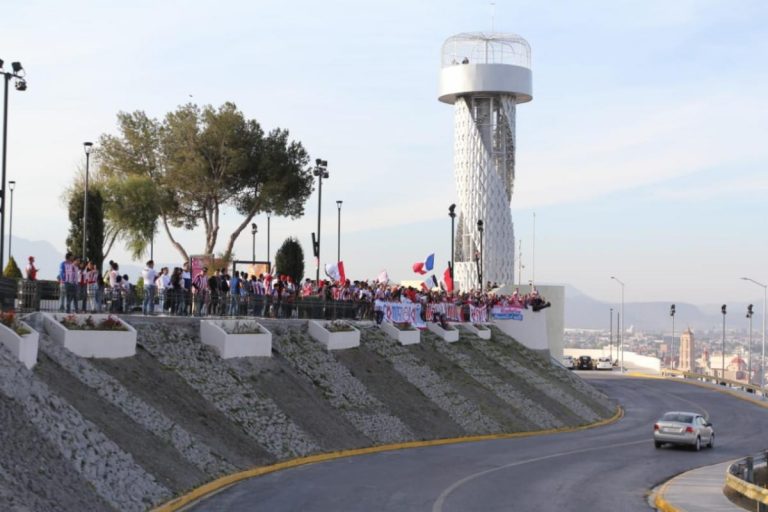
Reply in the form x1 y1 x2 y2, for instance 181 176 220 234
274 237 304 284
65 188 105 271
96 102 313 263
3 257 22 279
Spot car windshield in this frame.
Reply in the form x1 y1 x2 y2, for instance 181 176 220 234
661 413 694 423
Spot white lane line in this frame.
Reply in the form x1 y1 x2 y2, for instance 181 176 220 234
431 438 648 512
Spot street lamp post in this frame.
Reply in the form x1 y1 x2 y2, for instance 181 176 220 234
609 307 613 363
721 304 727 381
312 159 328 283
336 200 342 262
611 276 625 372
82 142 93 261
7 180 14 263
476 220 484 291
1 59 27 273
266 212 271 266
741 277 767 396
448 204 456 279
251 223 257 261
747 304 754 384
670 304 676 368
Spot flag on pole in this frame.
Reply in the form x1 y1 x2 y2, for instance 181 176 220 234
421 274 438 291
324 261 346 283
412 253 435 275
443 266 454 293
376 270 389 284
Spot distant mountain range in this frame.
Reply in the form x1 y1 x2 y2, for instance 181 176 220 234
564 284 756 331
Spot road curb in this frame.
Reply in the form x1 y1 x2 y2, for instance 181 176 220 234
653 476 682 512
627 372 768 409
152 406 624 511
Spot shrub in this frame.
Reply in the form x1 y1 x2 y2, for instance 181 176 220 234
60 314 128 331
393 322 415 331
0 310 30 336
325 320 354 332
222 321 264 335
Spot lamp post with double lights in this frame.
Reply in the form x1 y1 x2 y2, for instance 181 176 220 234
1 59 27 273
741 277 767 395
336 200 342 263
7 180 14 263
611 276 625 372
251 223 258 261
82 142 93 261
448 204 456 279
312 159 328 283
476 220 484 291
670 304 676 368
609 307 613 363
721 304 727 380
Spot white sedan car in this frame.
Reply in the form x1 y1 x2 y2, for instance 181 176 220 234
595 356 613 370
653 411 714 451
562 355 575 369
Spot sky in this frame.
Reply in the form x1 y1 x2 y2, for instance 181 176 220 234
2 0 767 304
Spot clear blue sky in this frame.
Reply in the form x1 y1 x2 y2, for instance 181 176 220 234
3 0 767 303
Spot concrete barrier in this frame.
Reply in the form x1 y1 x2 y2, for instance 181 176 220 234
308 320 360 350
493 310 549 354
0 320 38 369
461 323 491 340
200 320 272 358
42 313 136 358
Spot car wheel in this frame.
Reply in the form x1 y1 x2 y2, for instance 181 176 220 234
694 437 701 451
654 441 662 449
708 434 714 449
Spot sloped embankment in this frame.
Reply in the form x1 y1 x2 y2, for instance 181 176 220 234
0 316 615 511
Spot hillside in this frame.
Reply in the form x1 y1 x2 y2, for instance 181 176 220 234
0 315 615 511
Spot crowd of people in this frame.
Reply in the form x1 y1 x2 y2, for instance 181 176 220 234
36 253 550 322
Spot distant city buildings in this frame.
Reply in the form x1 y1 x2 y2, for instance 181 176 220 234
679 327 695 372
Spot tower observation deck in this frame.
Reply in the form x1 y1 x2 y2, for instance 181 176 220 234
439 32 532 292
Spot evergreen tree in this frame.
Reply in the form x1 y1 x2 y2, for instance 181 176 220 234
274 237 304 284
3 257 22 279
66 189 105 271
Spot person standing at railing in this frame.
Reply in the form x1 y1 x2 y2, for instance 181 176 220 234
180 262 191 316
191 267 209 316
63 255 80 314
142 260 157 315
228 272 241 316
25 256 38 280
155 267 169 314
85 261 99 313
58 252 72 312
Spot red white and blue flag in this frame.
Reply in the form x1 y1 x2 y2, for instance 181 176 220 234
412 253 435 275
325 261 346 283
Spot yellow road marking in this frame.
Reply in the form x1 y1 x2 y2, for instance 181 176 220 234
153 407 623 511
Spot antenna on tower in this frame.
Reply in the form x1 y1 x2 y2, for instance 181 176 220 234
490 2 496 32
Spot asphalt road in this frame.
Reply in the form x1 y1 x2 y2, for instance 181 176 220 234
188 374 768 511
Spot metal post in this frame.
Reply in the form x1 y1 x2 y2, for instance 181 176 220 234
267 213 271 266
316 172 323 283
82 149 90 261
7 181 14 263
749 306 753 384
722 305 727 381
763 286 767 396
336 200 342 262
611 276 625 372
1 75 9 273
609 308 613 362
448 204 456 279
252 231 256 261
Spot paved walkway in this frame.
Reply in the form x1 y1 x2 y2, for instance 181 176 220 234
654 461 741 511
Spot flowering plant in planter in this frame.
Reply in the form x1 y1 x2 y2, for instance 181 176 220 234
473 323 489 331
393 322 416 331
326 320 354 333
222 322 264 335
0 311 31 336
60 314 128 331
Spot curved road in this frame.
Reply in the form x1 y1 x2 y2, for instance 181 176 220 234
189 375 768 511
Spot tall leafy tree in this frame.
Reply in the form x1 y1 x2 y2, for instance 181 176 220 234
3 257 22 278
65 188 105 271
96 102 313 263
274 237 305 284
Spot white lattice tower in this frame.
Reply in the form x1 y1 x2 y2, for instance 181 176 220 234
438 32 532 292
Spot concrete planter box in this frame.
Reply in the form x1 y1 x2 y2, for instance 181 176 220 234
200 320 272 358
0 321 38 369
462 323 492 340
380 321 420 345
427 322 460 343
42 313 136 359
308 320 360 350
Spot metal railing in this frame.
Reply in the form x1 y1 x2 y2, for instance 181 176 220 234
727 452 768 511
661 368 764 397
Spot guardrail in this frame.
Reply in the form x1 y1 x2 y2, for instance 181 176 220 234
727 452 768 511
660 368 764 397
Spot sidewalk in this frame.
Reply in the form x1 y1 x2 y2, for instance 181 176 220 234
654 461 741 511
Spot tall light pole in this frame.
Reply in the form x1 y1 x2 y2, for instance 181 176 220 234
266 212 271 266
611 276 625 372
1 60 27 274
336 200 342 262
82 141 93 261
747 304 754 384
448 204 456 279
741 277 767 395
7 180 14 263
670 304 676 368
251 223 257 261
721 304 727 380
476 219 484 291
312 159 328 283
